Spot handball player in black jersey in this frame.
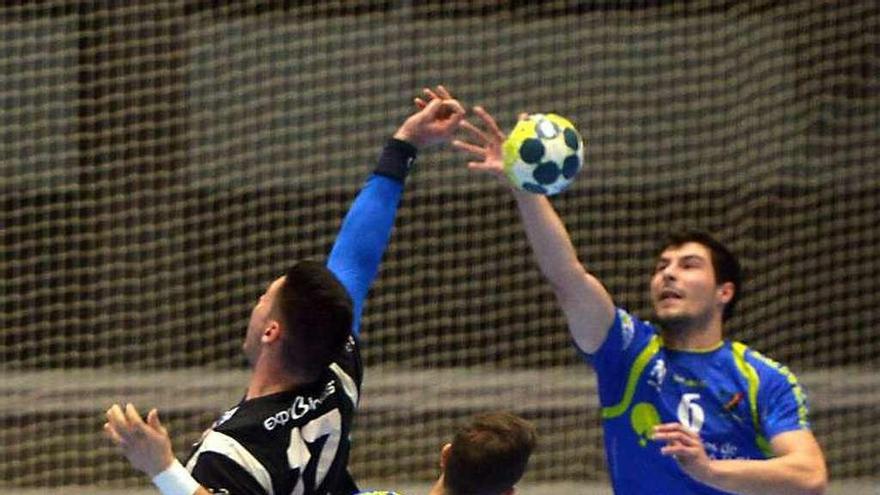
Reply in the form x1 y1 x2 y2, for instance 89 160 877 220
104 87 464 495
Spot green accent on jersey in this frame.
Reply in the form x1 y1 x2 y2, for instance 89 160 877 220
602 335 662 419
630 402 661 446
747 348 810 429
671 374 706 388
732 342 773 457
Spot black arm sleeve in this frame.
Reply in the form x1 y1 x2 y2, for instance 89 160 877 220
372 138 417 182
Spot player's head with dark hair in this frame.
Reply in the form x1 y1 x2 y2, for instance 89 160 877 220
441 412 537 495
244 261 352 381
651 229 742 325
274 261 353 380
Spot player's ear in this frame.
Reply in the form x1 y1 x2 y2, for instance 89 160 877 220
439 443 452 469
261 319 282 344
717 281 735 305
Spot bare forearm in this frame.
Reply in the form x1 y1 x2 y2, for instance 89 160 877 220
513 190 583 284
700 456 827 495
512 189 615 352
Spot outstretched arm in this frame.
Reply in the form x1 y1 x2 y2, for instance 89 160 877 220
452 107 615 353
103 89 465 495
326 154 407 339
654 424 827 495
328 87 465 338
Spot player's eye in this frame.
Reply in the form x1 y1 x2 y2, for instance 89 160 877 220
682 259 702 269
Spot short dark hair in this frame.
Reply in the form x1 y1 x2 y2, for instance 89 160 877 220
274 260 353 380
658 229 743 321
444 412 537 495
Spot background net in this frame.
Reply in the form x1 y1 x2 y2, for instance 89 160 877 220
2 0 878 490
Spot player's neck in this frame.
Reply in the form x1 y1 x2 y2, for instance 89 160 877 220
661 318 724 351
428 478 446 495
428 476 512 495
245 359 306 400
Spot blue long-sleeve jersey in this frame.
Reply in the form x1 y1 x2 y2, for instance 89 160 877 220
327 173 403 339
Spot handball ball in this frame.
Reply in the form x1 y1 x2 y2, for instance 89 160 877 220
502 113 585 196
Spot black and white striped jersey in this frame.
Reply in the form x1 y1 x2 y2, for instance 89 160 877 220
181 149 415 494
185 335 362 495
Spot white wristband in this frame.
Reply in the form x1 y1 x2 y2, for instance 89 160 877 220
151 459 201 495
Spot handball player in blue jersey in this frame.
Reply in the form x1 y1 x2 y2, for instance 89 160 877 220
454 107 828 495
103 87 465 495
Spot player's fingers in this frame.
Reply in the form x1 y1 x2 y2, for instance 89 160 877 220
656 423 700 442
662 421 687 429
441 111 465 132
677 428 699 443
652 430 688 444
423 87 440 101
125 403 147 428
467 162 505 178
436 85 452 99
443 99 466 116
680 431 701 446
427 98 463 121
654 422 687 433
473 106 506 141
147 408 167 435
421 97 446 117
104 422 127 446
427 97 460 122
414 97 428 110
651 429 682 440
660 445 689 461
106 404 128 429
451 139 486 157
460 120 492 144
467 162 495 173
105 423 134 450
518 112 529 121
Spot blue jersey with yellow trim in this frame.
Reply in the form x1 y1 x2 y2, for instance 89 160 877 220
581 308 811 495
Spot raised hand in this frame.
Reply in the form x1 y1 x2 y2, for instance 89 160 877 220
452 107 529 189
104 403 176 478
413 84 453 111
394 85 465 149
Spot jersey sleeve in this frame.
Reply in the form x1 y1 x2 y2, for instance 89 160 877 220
579 308 657 407
752 353 812 439
326 173 404 339
190 451 270 495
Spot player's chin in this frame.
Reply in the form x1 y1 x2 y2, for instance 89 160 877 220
242 340 257 365
653 310 691 330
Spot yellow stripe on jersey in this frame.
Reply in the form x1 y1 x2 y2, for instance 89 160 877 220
746 347 810 429
602 335 662 419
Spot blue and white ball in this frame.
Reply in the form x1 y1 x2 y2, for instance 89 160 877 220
502 113 585 196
